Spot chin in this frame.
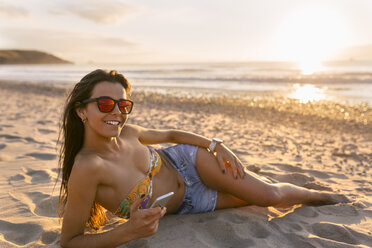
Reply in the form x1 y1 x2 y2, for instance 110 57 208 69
108 131 121 138
98 128 120 138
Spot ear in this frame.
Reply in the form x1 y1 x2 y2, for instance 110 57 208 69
75 102 86 120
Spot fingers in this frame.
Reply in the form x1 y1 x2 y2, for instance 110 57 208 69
130 195 144 214
144 208 167 235
130 214 161 238
224 158 245 179
234 157 246 179
215 146 245 179
139 207 166 234
223 160 237 179
216 154 226 174
146 207 167 220
127 205 167 238
130 195 166 218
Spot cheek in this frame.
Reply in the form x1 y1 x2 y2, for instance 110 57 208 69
85 115 105 130
85 105 103 119
87 103 98 113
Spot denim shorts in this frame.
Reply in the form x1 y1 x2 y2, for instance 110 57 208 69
159 144 217 214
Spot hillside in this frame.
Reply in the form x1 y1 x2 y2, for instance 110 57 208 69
0 50 72 64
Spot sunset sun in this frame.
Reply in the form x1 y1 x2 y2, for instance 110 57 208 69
274 7 347 74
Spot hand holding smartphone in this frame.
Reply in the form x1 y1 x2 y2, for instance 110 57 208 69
150 192 174 208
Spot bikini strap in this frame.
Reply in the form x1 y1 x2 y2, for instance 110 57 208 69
148 146 162 178
147 146 155 177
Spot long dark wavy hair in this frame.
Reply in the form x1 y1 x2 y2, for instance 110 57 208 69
58 69 131 230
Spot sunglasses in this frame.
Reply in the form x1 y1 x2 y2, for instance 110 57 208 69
82 96 134 114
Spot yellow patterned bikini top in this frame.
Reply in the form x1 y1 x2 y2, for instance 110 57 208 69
114 146 161 218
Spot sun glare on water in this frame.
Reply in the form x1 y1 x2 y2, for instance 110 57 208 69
289 84 326 103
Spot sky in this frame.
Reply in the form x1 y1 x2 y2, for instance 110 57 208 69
1 0 372 64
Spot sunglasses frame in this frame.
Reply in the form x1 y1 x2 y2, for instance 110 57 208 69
82 96 134 114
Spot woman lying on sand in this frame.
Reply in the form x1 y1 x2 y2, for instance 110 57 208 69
58 69 347 248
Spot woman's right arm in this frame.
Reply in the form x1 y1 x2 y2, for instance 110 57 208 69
60 157 166 248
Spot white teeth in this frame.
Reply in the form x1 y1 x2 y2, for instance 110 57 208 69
105 121 120 126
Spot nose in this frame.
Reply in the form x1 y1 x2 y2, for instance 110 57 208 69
111 102 122 114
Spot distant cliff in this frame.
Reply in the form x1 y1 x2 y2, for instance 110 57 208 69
0 50 73 64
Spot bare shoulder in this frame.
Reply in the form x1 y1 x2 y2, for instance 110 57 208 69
69 152 104 188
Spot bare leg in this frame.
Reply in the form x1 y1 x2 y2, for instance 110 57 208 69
195 148 347 209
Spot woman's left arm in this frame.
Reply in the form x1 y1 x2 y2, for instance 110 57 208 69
131 125 245 179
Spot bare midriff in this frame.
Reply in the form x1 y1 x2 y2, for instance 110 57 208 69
151 150 185 214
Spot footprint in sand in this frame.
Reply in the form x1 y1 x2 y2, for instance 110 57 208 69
0 124 14 128
26 168 52 184
0 219 43 246
9 168 52 184
24 137 45 144
0 143 6 150
25 192 59 217
25 152 56 161
0 134 45 145
356 187 372 193
38 128 55 134
0 134 22 141
37 120 54 125
41 230 59 245
8 174 26 183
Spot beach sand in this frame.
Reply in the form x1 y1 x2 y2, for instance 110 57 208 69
0 80 371 247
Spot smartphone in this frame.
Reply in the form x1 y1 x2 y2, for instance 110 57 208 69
150 192 174 208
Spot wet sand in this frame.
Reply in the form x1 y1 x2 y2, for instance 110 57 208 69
0 80 371 247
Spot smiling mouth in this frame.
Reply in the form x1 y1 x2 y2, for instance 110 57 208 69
105 121 120 126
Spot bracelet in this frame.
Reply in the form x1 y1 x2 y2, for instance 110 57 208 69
209 138 223 153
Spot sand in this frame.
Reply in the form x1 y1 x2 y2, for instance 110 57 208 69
0 80 371 248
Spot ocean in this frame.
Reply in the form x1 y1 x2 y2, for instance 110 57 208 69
0 61 371 105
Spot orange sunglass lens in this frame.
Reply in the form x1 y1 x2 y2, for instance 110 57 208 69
119 100 132 113
98 98 115 112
